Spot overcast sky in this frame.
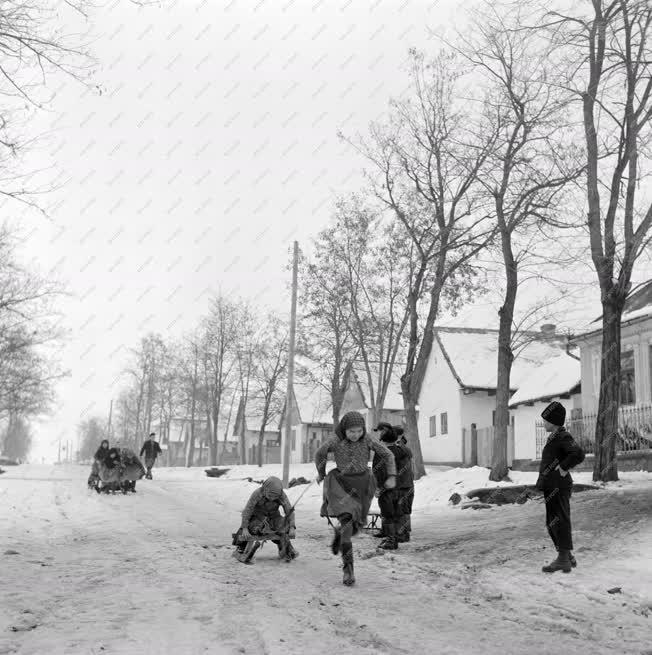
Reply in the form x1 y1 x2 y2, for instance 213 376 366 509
13 0 649 461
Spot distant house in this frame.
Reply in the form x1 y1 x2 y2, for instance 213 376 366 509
278 381 334 465
340 363 406 429
573 280 652 414
231 397 281 465
418 326 574 466
566 279 652 462
508 354 582 462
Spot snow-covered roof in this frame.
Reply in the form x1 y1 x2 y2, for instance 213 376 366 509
508 354 581 407
353 363 403 411
590 279 652 324
435 327 569 391
293 382 332 424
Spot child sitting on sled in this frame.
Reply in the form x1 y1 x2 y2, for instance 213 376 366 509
232 476 298 563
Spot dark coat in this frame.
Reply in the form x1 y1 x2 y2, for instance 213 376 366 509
94 446 109 461
373 442 413 489
140 440 162 459
104 447 121 469
536 428 585 490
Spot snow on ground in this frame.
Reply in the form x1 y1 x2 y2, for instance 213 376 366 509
1 463 651 655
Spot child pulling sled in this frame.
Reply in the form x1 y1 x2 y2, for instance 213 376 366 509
232 476 298 564
315 411 396 586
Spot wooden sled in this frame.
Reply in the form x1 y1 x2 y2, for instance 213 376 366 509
231 529 297 565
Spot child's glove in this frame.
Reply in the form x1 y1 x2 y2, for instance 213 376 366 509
384 475 396 489
288 527 296 539
556 465 568 477
241 528 252 540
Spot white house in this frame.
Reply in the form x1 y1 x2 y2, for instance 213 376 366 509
573 280 652 414
418 326 574 466
279 381 334 465
508 354 582 461
340 363 406 428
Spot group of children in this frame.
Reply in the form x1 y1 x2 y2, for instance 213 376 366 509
87 433 162 494
233 402 586 585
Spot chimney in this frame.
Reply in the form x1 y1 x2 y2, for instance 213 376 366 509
540 323 556 336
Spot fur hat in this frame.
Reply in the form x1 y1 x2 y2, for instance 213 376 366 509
541 401 566 427
336 411 366 438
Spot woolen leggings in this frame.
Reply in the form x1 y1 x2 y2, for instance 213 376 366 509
338 513 354 544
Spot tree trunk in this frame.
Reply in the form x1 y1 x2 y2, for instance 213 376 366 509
257 422 267 467
400 384 426 479
593 295 624 482
490 234 517 482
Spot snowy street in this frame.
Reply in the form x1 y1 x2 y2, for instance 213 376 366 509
1 464 651 655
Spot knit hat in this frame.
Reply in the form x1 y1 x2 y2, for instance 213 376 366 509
541 401 566 427
262 476 283 498
336 411 366 438
373 422 393 433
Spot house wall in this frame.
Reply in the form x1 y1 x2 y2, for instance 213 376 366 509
579 317 652 414
418 341 463 464
511 393 581 460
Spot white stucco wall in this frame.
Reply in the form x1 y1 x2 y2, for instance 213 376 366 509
418 341 463 464
578 317 652 414
511 393 581 460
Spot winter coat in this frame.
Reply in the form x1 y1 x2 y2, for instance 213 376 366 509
104 447 121 469
94 446 109 462
536 428 585 490
373 442 413 489
140 440 162 459
240 482 295 530
315 424 396 480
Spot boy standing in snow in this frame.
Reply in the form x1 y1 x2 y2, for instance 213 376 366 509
372 423 414 549
140 432 162 479
315 411 396 586
536 401 585 573
233 476 298 562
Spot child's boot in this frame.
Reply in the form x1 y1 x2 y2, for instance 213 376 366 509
341 542 355 586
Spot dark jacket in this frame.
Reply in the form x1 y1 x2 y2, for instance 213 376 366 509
140 440 162 459
373 442 414 489
104 447 122 469
94 446 109 461
536 427 585 490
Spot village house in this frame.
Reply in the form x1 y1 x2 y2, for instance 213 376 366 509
417 326 574 467
566 280 652 465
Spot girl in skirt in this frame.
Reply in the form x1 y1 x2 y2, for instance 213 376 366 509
315 411 396 586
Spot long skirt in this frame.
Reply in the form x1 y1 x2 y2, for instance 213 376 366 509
320 468 375 530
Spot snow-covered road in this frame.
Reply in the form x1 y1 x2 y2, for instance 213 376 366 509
1 464 651 655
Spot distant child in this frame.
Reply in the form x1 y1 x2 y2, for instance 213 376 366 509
233 476 298 562
315 411 396 586
536 401 585 573
372 423 414 549
140 432 162 479
87 439 110 489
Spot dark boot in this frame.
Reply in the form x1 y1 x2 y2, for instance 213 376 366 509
396 515 410 543
379 522 398 550
331 526 342 555
341 542 355 586
542 549 572 573
555 547 577 568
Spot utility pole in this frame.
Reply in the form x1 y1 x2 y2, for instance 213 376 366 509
282 240 299 488
107 399 113 441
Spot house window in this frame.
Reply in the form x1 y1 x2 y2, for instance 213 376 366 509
291 429 296 450
429 415 437 437
649 344 652 401
440 412 448 435
620 349 636 405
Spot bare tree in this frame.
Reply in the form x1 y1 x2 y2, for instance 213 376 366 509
344 50 496 478
451 6 585 480
251 316 288 467
299 234 358 425
531 0 652 481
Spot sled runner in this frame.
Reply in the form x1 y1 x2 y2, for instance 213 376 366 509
231 521 298 565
